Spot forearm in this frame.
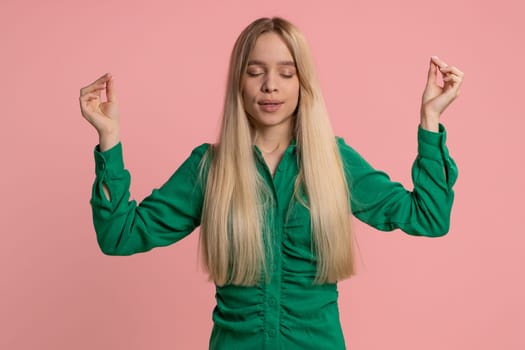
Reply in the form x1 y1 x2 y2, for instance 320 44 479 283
90 141 208 255
342 123 458 237
98 131 120 152
419 113 440 133
98 132 120 201
419 113 445 178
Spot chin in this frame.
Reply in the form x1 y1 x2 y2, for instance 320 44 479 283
252 114 293 128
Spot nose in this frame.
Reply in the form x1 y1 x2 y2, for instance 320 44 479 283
261 72 278 93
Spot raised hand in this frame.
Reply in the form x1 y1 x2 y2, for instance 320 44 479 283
79 73 120 150
420 56 464 131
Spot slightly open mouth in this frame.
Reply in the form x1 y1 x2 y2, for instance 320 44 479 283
258 102 283 105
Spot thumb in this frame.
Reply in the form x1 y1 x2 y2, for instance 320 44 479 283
426 57 438 87
106 75 117 103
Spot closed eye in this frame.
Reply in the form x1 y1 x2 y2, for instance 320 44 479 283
246 70 295 78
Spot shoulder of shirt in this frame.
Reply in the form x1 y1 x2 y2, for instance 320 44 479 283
187 142 213 164
334 135 366 162
334 135 352 151
191 142 212 154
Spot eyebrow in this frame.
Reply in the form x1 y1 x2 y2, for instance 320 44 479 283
247 60 296 67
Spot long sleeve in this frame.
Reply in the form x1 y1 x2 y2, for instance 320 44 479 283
337 123 458 237
90 141 211 255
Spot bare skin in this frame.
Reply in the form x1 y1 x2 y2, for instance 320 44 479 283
420 56 464 131
79 73 119 200
79 73 120 151
241 32 300 176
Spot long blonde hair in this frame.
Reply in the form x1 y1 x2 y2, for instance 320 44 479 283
199 17 355 286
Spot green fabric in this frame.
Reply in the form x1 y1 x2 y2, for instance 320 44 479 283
90 123 458 349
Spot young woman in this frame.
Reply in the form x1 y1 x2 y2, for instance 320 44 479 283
79 17 462 350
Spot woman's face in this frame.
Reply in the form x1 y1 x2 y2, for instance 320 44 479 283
241 32 300 131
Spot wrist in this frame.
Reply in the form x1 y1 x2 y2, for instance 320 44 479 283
98 132 120 152
420 113 440 132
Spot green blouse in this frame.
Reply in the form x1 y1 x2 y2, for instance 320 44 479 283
90 123 458 350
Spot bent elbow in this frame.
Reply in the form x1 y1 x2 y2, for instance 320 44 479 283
99 245 119 256
428 227 449 237
97 235 133 256
99 244 136 256
425 219 450 237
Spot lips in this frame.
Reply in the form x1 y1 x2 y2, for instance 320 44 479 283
257 99 284 112
258 99 283 106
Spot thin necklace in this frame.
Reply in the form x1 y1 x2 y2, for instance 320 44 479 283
259 142 281 154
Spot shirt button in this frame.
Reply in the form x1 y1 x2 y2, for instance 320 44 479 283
268 329 276 337
268 297 276 307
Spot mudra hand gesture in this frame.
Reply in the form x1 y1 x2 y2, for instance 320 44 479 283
420 56 464 131
79 73 120 150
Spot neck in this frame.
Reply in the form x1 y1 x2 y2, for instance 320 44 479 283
252 122 294 154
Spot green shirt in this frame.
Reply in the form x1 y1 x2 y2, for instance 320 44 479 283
90 123 458 349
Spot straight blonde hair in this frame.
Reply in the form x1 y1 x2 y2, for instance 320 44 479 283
199 17 355 286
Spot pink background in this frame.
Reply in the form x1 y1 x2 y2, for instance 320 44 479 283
3 0 524 349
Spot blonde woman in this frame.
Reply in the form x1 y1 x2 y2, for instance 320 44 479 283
79 17 462 350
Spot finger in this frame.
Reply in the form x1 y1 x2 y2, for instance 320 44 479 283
431 56 449 69
443 75 459 86
426 57 438 86
439 66 464 77
105 76 117 103
93 72 112 85
443 75 462 95
79 92 100 106
447 75 461 87
443 72 464 87
80 73 112 95
80 82 108 96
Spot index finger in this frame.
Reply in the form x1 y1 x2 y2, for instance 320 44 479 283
431 56 448 68
92 72 112 85
80 73 112 93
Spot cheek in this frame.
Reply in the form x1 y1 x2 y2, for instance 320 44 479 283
241 82 256 103
241 84 250 103
241 89 256 116
289 85 300 114
290 82 300 105
288 78 299 96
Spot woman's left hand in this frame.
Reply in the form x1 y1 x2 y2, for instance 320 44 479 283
420 56 464 131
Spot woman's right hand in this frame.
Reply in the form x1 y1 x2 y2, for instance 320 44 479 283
79 73 120 150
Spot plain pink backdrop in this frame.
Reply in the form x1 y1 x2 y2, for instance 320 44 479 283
3 0 524 349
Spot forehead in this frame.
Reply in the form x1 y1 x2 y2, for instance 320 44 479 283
247 32 294 64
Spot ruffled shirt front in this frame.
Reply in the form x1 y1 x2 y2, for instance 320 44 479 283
90 124 458 349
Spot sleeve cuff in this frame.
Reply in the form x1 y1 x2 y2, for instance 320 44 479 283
94 141 124 173
417 123 447 161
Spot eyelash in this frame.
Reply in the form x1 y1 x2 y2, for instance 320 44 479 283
246 72 295 78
